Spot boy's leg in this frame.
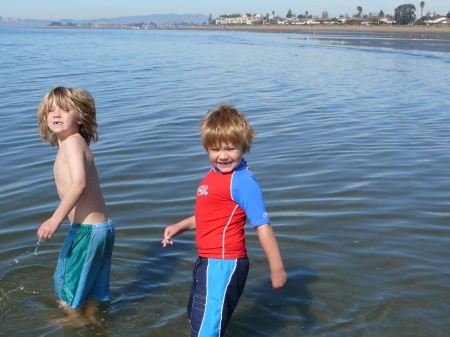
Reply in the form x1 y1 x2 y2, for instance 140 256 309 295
217 257 249 334
187 257 203 323
84 223 115 302
54 223 80 305
188 257 249 337
57 299 91 326
81 299 100 323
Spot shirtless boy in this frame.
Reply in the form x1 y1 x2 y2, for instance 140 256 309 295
37 87 114 320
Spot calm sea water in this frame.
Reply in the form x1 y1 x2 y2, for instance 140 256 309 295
1 28 450 336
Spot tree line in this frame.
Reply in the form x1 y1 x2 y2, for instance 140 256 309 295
278 2 448 24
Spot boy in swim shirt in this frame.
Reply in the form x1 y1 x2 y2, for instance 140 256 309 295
37 87 114 321
162 104 287 337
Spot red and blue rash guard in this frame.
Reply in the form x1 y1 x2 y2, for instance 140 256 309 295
195 159 270 259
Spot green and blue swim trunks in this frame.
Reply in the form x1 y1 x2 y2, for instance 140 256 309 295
54 220 115 309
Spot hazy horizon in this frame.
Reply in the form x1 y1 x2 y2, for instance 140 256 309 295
12 13 208 23
1 0 448 21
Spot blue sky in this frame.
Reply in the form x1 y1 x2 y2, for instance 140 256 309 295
1 0 448 20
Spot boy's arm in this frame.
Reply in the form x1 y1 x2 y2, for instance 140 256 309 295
255 223 288 291
37 137 87 239
162 215 196 247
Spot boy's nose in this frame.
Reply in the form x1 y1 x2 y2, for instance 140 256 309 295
218 151 228 160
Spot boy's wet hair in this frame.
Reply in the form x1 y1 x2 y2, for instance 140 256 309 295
201 104 256 153
37 86 98 147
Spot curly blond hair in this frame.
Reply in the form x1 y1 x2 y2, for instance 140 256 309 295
200 104 256 153
37 86 98 147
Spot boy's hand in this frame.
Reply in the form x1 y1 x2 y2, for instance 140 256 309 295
271 268 288 291
162 216 196 247
161 225 177 247
37 218 60 239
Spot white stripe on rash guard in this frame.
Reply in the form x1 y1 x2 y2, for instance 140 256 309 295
222 204 239 259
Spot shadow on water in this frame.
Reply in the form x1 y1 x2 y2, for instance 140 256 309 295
109 240 189 333
118 241 182 299
228 265 319 336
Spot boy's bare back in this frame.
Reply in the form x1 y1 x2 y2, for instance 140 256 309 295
54 133 109 225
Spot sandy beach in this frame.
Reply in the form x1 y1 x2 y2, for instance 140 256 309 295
183 24 450 37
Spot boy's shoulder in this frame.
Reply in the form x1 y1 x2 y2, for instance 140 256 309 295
59 134 93 161
232 168 260 187
61 134 89 150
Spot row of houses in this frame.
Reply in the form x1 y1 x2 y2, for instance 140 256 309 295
215 14 395 26
215 13 449 26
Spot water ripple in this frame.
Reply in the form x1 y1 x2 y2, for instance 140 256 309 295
1 28 449 336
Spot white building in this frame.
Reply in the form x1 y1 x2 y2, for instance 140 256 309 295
379 17 396 24
423 16 449 24
335 17 347 23
216 14 262 25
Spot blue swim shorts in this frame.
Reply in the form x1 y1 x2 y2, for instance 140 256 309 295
187 256 249 337
54 220 115 309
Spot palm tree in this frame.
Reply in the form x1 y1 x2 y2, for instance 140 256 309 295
420 1 425 19
272 11 275 19
357 6 363 17
305 11 309 19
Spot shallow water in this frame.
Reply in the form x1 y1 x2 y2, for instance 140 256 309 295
0 28 449 336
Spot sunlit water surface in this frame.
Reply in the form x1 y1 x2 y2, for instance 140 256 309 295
1 28 449 336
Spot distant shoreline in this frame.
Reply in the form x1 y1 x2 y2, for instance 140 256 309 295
181 24 450 35
35 24 450 37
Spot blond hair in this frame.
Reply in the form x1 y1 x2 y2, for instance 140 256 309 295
37 87 98 147
200 104 256 153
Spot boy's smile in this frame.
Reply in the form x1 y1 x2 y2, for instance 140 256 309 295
47 101 81 138
207 143 245 173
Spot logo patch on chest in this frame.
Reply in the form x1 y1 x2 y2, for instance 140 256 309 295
197 185 209 196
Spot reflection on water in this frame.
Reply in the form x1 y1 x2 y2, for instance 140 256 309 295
0 28 450 336
288 30 450 52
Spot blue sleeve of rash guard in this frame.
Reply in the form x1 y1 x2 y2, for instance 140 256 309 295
231 169 270 227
